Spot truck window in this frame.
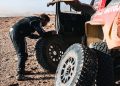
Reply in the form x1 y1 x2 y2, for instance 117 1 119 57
60 2 76 13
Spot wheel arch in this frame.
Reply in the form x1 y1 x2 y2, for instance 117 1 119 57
85 22 104 47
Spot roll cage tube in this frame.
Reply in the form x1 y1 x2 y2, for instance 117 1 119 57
55 2 61 34
90 0 95 5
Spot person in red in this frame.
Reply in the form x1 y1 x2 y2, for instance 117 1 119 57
9 14 50 80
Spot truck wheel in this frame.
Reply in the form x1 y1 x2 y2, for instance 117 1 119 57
91 41 114 86
89 41 109 54
55 44 97 86
35 37 64 73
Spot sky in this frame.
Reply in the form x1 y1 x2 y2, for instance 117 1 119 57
0 0 90 17
0 0 55 17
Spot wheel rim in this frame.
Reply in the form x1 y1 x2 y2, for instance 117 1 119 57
56 50 79 86
47 43 64 63
61 57 76 83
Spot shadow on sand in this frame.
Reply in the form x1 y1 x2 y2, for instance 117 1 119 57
24 71 55 80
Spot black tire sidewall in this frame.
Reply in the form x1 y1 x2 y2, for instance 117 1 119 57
35 36 65 72
91 42 114 86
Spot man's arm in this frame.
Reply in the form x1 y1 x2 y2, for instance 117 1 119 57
30 20 45 36
34 24 45 36
28 34 40 39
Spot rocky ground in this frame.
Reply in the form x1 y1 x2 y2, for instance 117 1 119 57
0 15 55 86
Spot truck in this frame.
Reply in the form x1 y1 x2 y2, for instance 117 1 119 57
35 0 95 73
55 0 120 86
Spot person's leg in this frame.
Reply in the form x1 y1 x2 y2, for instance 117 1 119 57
9 29 28 80
17 38 28 74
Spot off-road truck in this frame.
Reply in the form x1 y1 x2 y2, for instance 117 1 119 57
35 0 95 73
55 0 120 86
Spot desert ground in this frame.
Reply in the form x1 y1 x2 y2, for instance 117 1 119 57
0 14 55 86
0 14 120 86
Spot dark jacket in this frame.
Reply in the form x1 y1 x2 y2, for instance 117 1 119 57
12 16 45 39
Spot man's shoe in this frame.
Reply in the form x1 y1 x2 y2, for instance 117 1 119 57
16 74 26 81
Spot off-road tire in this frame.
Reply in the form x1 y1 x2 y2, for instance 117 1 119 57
91 41 114 86
55 43 97 86
35 37 64 73
89 41 109 54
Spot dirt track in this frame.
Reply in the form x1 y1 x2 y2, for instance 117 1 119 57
0 16 55 86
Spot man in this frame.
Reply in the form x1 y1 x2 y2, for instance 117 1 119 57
9 14 50 81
